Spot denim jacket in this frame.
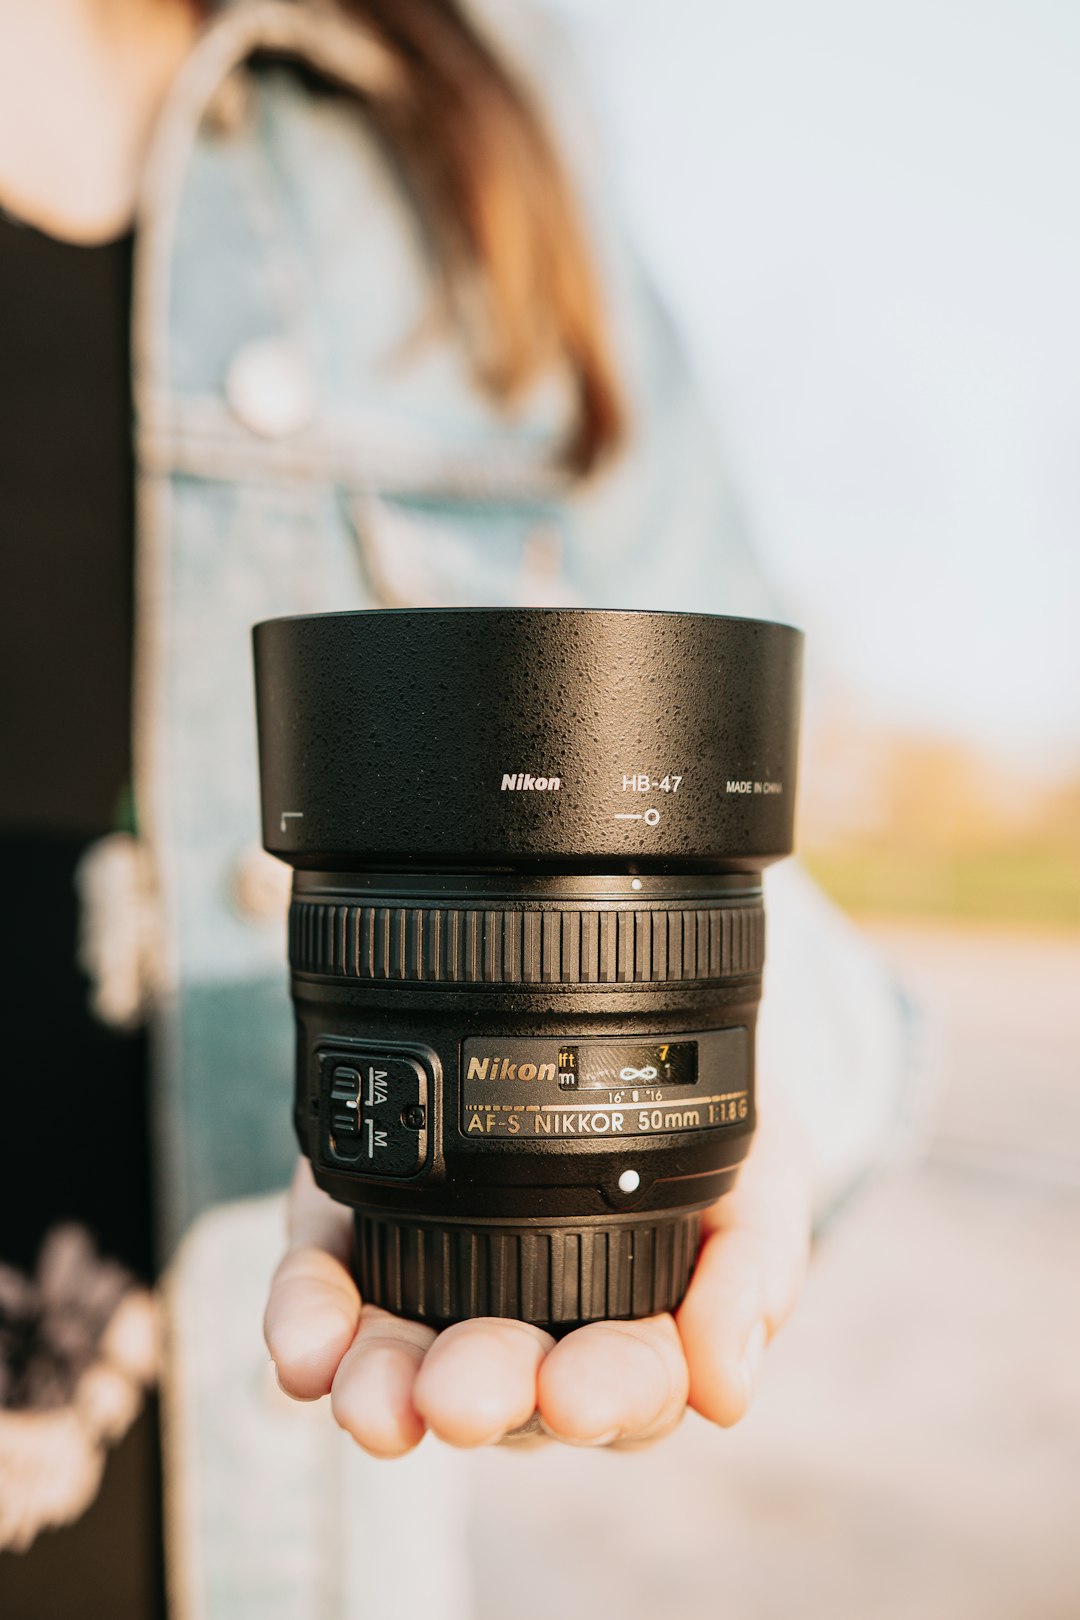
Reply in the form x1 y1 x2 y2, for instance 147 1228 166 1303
130 0 786 1249
116 4 917 1612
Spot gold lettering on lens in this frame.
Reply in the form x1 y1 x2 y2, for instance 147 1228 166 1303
466 1056 557 1082
464 1090 748 1139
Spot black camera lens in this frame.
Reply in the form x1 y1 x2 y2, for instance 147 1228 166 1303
253 608 802 1332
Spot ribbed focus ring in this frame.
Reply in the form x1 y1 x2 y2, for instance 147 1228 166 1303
290 898 764 987
354 1211 703 1330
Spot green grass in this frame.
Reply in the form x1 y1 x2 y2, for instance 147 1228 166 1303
803 847 1080 929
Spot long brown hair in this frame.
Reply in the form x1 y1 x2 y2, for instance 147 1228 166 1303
340 0 625 475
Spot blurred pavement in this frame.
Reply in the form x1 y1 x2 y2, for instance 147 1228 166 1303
472 923 1080 1620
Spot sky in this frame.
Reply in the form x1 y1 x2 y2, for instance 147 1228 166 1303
550 0 1080 768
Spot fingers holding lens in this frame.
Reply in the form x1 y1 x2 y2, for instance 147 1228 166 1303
264 1162 361 1401
678 1115 811 1428
412 1318 554 1448
330 1306 437 1458
264 1243 362 1402
538 1314 689 1447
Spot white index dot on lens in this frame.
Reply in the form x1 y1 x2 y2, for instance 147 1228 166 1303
631 878 642 890
618 1169 640 1193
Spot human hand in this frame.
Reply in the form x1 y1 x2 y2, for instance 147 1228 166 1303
264 1099 811 1454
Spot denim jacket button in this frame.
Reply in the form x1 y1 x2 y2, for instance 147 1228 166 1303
225 338 315 438
230 846 291 923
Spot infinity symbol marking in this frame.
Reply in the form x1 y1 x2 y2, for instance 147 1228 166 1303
619 1065 658 1083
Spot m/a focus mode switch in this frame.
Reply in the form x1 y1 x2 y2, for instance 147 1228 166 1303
321 1050 430 1178
329 1066 362 1145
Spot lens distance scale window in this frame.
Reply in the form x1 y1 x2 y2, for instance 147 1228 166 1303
556 1039 698 1091
461 1029 749 1141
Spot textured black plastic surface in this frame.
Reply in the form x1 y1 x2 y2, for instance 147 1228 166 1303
254 608 802 869
290 893 765 985
354 1209 703 1332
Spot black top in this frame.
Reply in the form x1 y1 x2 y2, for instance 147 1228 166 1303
0 210 164 1620
0 211 135 837
0 212 153 1280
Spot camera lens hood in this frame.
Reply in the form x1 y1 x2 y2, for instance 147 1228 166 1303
253 607 802 872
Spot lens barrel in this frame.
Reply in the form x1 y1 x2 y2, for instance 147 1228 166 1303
254 608 802 1331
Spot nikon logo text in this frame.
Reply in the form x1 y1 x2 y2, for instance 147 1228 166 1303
501 773 561 792
467 1056 557 1083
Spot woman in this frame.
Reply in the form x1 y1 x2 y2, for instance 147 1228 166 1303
0 0 913 1610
